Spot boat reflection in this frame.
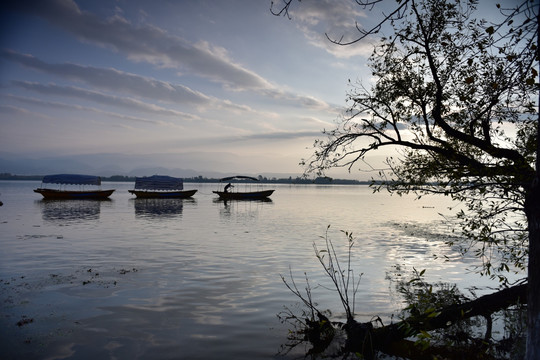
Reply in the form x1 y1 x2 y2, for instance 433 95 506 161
213 198 273 220
37 199 107 223
132 198 196 219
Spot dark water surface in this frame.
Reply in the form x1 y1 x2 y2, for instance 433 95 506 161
0 181 499 359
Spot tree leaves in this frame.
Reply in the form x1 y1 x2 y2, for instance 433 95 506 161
303 0 537 284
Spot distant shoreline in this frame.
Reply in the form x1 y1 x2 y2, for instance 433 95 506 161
0 173 372 185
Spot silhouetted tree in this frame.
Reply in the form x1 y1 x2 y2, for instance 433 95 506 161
273 0 539 357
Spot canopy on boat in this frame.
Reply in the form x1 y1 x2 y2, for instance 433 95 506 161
219 175 259 182
42 174 101 186
134 175 184 190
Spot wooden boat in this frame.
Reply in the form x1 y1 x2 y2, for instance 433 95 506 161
128 175 197 199
213 176 274 200
34 174 115 200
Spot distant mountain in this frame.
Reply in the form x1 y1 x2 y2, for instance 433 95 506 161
0 152 302 179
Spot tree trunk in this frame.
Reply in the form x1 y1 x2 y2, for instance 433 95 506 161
526 184 540 359
525 88 540 357
525 12 540 356
372 283 527 347
343 284 527 356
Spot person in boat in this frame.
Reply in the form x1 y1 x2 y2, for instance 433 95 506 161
224 183 232 193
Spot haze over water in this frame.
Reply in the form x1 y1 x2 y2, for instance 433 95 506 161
0 181 505 359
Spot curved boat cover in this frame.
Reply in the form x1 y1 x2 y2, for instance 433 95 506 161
42 174 101 186
219 175 259 182
134 175 184 190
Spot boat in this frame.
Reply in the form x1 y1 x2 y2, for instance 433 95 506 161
34 174 115 200
213 175 274 200
128 175 197 199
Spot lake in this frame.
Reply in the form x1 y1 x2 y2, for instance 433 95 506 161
0 181 503 359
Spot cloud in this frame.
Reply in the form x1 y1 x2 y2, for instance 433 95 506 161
1 49 211 106
298 116 335 128
216 130 324 143
0 104 38 116
12 81 201 121
3 1 341 115
260 87 342 113
288 0 374 58
7 0 273 91
2 49 334 117
261 87 329 110
2 50 274 117
2 94 173 126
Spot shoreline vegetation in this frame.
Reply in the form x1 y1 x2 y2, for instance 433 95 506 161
0 173 370 185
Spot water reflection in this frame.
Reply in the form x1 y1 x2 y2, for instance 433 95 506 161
37 199 107 223
214 198 273 220
131 198 196 219
5 183 492 360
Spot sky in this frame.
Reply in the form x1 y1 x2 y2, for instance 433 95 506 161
0 0 509 179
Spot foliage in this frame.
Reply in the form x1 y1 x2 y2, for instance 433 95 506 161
299 0 538 284
392 267 478 349
313 226 363 322
278 229 372 358
272 0 538 357
279 231 528 359
387 266 528 358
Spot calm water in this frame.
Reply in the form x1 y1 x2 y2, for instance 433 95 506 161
0 181 501 359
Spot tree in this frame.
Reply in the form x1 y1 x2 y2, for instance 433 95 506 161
273 0 539 357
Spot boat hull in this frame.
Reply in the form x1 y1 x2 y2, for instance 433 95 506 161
212 190 274 200
128 189 197 199
34 188 115 200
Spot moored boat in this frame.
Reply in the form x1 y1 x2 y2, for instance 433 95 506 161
34 174 115 200
213 176 274 200
128 175 197 199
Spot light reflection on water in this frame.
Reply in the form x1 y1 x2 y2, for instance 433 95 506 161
0 181 511 359
132 198 196 219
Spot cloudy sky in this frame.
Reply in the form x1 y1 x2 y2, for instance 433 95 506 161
0 0 506 178
0 0 386 178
